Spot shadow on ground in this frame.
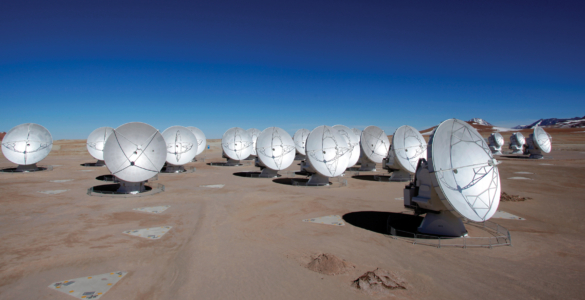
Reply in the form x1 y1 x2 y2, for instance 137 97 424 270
343 211 423 236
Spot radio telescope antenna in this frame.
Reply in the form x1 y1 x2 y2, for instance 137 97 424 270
333 125 360 169
85 127 114 166
293 128 310 160
1 123 53 172
300 125 351 186
508 132 525 154
220 127 253 166
246 128 261 160
403 118 501 237
358 126 390 171
253 127 296 178
103 122 166 193
525 126 551 159
160 126 198 173
488 132 504 155
383 125 427 181
186 127 206 160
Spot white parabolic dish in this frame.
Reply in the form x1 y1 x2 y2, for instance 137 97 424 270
306 125 351 177
256 127 296 171
428 119 501 222
361 126 390 163
222 127 253 160
186 127 206 156
533 126 552 153
103 122 166 182
293 128 310 155
247 128 261 156
1 123 53 165
87 127 114 161
352 128 362 142
512 132 525 145
161 126 198 165
391 125 427 173
491 132 504 147
333 125 360 168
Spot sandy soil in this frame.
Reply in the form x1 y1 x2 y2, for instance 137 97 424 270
1 130 585 299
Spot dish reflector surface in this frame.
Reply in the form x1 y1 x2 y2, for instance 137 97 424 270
391 125 427 173
186 127 206 156
306 125 351 177
512 132 525 145
360 126 390 163
87 127 114 160
352 128 362 142
429 119 500 222
161 126 198 165
247 128 261 156
533 126 551 153
293 128 310 155
490 132 504 147
333 125 360 168
103 122 166 182
2 123 53 165
222 127 253 160
256 127 296 170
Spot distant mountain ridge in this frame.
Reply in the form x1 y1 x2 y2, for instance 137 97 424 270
513 116 585 129
467 118 493 126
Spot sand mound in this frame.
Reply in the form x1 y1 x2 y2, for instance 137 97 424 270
351 268 406 295
307 253 354 275
501 192 532 202
0 132 5 141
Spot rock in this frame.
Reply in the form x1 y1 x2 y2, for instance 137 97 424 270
351 268 406 295
306 253 353 275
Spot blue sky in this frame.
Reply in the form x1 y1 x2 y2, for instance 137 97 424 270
1 0 583 139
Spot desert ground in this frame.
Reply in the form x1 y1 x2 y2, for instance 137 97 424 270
1 128 585 299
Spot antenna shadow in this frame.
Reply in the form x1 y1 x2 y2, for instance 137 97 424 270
351 175 391 182
498 155 531 160
343 211 423 236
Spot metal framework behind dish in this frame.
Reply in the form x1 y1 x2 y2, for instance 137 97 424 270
1 123 53 170
403 118 501 237
247 128 261 157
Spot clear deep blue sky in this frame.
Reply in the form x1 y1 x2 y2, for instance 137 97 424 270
1 0 583 139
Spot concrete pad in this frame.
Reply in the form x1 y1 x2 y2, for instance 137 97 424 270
395 197 403 201
80 170 94 172
508 177 533 180
302 215 345 226
38 190 69 195
48 271 127 299
492 211 526 220
50 179 73 183
514 172 534 174
123 226 172 239
200 184 225 188
133 205 170 214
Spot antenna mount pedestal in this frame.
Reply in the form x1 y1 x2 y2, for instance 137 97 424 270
358 156 376 171
117 180 146 194
161 163 186 173
15 164 39 172
307 173 330 186
417 211 468 237
388 169 411 182
295 153 306 161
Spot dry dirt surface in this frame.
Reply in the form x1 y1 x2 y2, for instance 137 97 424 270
0 129 585 299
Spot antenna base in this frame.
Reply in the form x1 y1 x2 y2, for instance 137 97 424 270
161 164 186 173
388 169 412 182
307 173 330 186
15 164 40 172
418 211 468 237
259 167 279 178
294 153 306 161
117 180 146 194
